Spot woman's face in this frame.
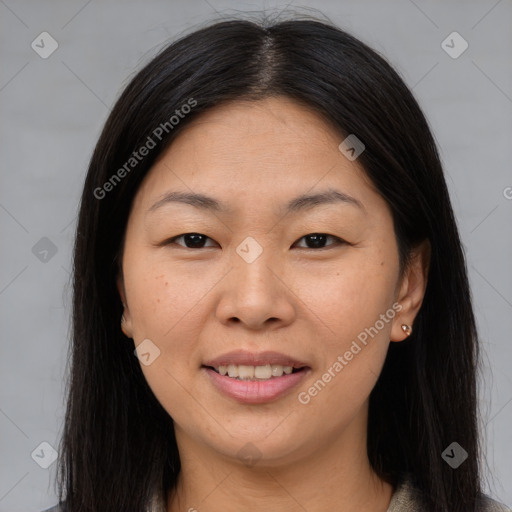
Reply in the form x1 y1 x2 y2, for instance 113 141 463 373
118 96 426 467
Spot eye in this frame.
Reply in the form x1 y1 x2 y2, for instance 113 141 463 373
163 232 346 250
165 233 217 249
293 233 346 250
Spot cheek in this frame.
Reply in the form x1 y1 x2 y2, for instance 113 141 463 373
294 250 398 347
123 253 226 389
125 253 210 341
294 251 398 415
123 257 212 421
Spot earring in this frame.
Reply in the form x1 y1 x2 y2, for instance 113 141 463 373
401 324 412 337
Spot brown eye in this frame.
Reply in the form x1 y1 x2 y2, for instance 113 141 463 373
293 233 346 250
163 232 346 250
166 233 217 249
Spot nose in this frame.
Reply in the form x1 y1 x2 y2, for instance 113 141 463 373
215 248 296 331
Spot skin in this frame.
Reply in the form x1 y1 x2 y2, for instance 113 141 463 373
117 96 430 512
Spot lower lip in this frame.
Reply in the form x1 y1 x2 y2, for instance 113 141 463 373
202 366 310 404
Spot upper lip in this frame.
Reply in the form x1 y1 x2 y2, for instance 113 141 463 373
202 350 309 369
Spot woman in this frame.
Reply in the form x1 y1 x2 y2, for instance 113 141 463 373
43 16 510 512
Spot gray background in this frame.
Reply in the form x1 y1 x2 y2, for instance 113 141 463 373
1 0 511 510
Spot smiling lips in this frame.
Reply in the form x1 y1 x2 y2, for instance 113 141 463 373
203 349 309 369
214 363 295 379
202 350 311 404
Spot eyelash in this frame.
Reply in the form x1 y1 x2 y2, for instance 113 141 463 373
163 233 347 251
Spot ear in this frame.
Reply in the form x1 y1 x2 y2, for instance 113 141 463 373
390 239 431 342
117 272 134 339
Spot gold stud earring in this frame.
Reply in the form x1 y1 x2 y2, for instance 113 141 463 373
401 324 412 337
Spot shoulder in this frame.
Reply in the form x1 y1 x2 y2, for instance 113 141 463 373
41 503 66 512
387 477 511 512
479 495 512 512
387 477 425 511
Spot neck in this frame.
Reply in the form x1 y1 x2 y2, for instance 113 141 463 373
166 413 393 512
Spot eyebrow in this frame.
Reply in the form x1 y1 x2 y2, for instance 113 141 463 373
147 188 366 216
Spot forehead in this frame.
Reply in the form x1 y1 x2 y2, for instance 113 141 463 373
132 97 382 217
171 96 345 156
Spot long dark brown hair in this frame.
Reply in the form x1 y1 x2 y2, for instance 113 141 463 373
55 15 482 511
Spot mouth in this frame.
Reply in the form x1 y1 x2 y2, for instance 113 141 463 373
200 350 311 404
202 364 307 381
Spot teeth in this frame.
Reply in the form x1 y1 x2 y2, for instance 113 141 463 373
215 364 296 380
238 365 254 380
271 364 283 376
254 364 272 379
